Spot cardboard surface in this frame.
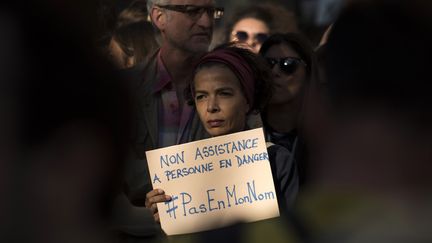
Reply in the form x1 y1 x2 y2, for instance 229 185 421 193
146 128 279 235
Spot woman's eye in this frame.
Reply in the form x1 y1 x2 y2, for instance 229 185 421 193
195 94 205 100
219 91 233 97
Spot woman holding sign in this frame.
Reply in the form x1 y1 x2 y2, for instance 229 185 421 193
191 45 299 210
145 45 299 222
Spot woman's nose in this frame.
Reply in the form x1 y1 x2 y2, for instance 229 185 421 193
271 65 282 78
206 97 220 113
246 38 256 48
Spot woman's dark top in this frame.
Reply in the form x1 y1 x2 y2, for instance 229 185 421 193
267 143 299 213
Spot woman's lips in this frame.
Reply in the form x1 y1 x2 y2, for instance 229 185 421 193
207 120 224 128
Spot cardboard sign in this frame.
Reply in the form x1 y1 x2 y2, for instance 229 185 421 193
145 128 280 235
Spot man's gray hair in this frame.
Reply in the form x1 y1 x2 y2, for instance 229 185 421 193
146 0 170 14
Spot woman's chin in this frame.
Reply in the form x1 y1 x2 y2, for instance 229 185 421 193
206 127 229 137
209 131 228 137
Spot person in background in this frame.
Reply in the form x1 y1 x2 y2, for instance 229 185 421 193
122 0 224 229
0 2 132 242
116 0 149 28
296 0 432 241
259 33 317 185
298 43 331 181
105 0 159 69
223 3 298 53
108 21 158 69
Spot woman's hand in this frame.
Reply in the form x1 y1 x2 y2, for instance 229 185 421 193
145 189 171 223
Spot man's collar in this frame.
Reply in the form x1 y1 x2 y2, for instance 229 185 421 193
152 49 173 94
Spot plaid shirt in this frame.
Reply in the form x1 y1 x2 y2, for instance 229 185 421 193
153 51 193 147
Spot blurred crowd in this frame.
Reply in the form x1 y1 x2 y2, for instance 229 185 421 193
1 0 432 242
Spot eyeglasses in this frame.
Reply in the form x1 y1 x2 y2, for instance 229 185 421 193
266 57 307 75
156 4 224 20
232 31 269 44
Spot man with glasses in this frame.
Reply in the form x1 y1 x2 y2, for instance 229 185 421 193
119 0 224 236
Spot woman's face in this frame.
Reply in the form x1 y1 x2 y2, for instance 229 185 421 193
194 65 250 137
231 18 269 54
264 43 307 104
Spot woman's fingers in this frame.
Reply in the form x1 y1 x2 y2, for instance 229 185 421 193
146 189 164 199
148 194 171 204
145 189 171 208
150 202 158 213
145 188 171 223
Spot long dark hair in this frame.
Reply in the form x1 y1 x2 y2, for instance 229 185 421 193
224 3 298 43
259 33 317 83
112 21 158 65
259 33 320 140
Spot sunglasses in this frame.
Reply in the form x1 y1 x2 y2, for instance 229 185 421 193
156 4 224 20
232 31 269 44
266 57 307 75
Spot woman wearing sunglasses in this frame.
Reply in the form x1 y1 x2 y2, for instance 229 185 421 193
224 3 298 54
259 33 317 185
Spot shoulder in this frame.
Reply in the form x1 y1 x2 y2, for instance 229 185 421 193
267 144 293 160
267 143 296 173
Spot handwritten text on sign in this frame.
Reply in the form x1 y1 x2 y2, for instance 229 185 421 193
145 128 279 235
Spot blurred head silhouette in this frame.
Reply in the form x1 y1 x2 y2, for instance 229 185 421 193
315 0 432 194
0 2 132 242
